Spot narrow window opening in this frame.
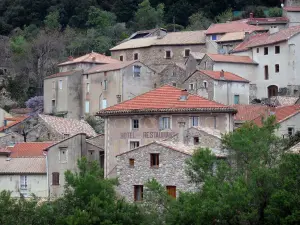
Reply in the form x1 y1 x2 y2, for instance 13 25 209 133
150 153 159 167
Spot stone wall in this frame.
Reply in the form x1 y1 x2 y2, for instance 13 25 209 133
159 64 187 88
198 55 214 70
0 132 24 147
116 142 196 202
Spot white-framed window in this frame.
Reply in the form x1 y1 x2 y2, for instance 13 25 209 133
165 50 171 59
211 35 217 41
103 80 107 90
59 80 63 90
59 147 67 163
133 65 141 77
159 117 171 130
184 49 190 57
190 116 199 127
86 83 90 93
130 141 140 149
189 83 195 90
132 119 139 130
134 53 139 60
85 100 90 113
288 127 295 136
102 99 107 109
20 175 27 190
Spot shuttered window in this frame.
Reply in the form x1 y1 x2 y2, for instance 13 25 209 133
129 158 135 167
52 172 59 185
150 153 159 167
134 185 143 201
166 186 176 198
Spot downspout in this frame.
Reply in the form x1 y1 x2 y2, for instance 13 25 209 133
44 151 50 199
227 82 229 105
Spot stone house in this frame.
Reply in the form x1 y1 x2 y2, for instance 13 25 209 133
283 0 300 27
26 114 97 142
157 63 186 88
231 25 300 100
97 85 236 177
0 132 24 147
183 70 249 105
122 28 167 42
110 31 207 68
116 120 226 202
185 52 206 76
84 61 158 114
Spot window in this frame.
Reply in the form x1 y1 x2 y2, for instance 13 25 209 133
194 137 200 145
132 119 139 129
103 80 107 90
52 100 56 108
20 175 27 190
86 83 90 93
150 153 159 167
85 101 90 113
130 141 140 149
268 85 278 98
86 74 89 79
166 186 176 198
275 46 280 54
172 83 177 87
190 116 199 127
275 64 280 73
203 81 207 89
129 158 135 167
159 117 171 130
134 185 143 201
234 95 240 104
59 80 63 89
102 99 107 109
189 83 194 90
52 172 59 185
165 50 171 59
264 65 269 80
288 127 294 136
119 55 124 61
134 53 139 60
59 148 67 163
184 49 190 57
211 35 217 41
133 65 141 77
257 48 259 53
264 47 268 55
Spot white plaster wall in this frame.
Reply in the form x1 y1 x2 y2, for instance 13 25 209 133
214 81 249 105
286 12 300 27
0 174 47 198
276 112 300 137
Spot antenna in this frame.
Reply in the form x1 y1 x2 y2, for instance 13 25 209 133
173 16 175 32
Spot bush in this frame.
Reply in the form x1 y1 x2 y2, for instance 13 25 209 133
268 7 283 17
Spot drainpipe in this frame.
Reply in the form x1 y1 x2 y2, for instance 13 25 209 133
44 151 50 199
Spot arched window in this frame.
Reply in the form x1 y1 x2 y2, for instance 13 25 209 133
268 85 278 98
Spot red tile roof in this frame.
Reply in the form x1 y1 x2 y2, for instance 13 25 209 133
198 70 249 82
241 17 289 25
0 116 29 132
86 61 137 74
58 52 120 66
8 142 54 158
284 6 300 12
232 105 270 122
207 54 258 64
0 157 46 174
275 105 300 123
45 70 81 80
97 85 236 115
9 108 32 115
246 25 300 48
232 33 269 52
206 21 266 35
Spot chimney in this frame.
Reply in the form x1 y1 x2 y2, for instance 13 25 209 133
92 56 96 61
249 12 254 19
178 119 186 144
270 26 279 34
179 89 188 101
116 95 121 103
220 70 225 79
68 56 74 61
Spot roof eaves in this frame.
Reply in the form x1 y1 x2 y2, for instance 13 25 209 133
277 110 300 123
44 133 86 151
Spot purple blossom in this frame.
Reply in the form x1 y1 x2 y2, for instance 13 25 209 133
25 96 44 116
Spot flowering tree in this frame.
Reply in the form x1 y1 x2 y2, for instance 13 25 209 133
25 96 44 116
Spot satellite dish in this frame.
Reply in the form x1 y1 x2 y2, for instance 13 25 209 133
218 48 226 55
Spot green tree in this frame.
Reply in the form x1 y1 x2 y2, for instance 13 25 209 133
44 10 61 31
214 8 233 23
187 11 212 30
268 7 283 17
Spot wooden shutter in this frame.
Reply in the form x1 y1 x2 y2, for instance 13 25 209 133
52 172 59 185
166 186 176 198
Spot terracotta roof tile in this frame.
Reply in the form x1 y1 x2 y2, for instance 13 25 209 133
216 32 246 43
86 61 137 74
207 54 258 64
198 70 249 82
111 30 206 51
45 70 81 80
58 52 120 66
238 17 289 25
231 104 270 122
39 114 97 137
0 116 29 132
275 105 300 123
246 25 300 48
206 21 266 35
8 142 53 158
232 33 269 52
97 85 236 115
0 157 46 174
284 6 300 12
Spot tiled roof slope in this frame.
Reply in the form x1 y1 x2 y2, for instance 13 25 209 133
246 25 300 48
206 21 266 35
0 116 29 132
8 142 53 158
199 70 249 82
110 30 206 51
45 70 81 80
39 114 97 137
207 54 258 64
86 61 137 74
97 85 236 115
232 105 269 122
0 157 46 174
58 52 120 66
275 105 300 123
237 17 289 25
284 6 300 12
232 33 269 52
216 32 246 42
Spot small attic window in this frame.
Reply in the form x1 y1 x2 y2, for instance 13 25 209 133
194 137 200 145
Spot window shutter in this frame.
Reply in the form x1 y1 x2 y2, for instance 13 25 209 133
159 117 163 130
